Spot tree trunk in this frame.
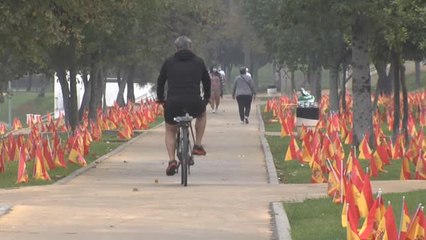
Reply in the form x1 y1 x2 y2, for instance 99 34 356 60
274 61 282 91
308 59 322 104
290 70 296 96
391 51 401 143
101 68 107 113
400 64 409 144
56 67 70 127
225 64 232 92
341 65 347 112
88 59 99 122
252 62 258 88
382 63 393 95
372 61 387 112
26 73 32 92
415 61 421 88
329 65 339 114
127 64 136 103
78 71 91 121
351 15 373 146
69 64 78 132
116 68 126 107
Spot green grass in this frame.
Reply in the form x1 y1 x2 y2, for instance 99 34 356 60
266 135 312 183
261 106 282 132
0 91 54 125
284 190 426 240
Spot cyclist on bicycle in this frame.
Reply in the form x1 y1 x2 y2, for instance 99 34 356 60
156 36 211 176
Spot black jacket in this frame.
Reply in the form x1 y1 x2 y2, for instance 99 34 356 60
156 49 211 101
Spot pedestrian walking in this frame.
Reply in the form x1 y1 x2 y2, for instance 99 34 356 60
209 67 224 113
232 66 256 124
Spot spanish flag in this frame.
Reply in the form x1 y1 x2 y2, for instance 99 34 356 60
375 203 398 240
284 135 300 161
405 205 425 240
398 196 411 240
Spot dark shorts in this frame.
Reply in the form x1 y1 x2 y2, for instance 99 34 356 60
164 96 205 124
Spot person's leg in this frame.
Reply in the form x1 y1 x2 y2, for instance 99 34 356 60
214 94 220 111
194 111 206 146
244 95 253 118
186 96 207 155
164 99 180 175
210 96 215 110
165 123 178 161
236 95 245 122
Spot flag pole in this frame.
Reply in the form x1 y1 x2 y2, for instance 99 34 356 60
398 196 405 238
340 157 343 203
327 159 339 182
406 203 422 235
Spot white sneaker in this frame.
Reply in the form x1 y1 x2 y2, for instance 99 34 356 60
240 121 244 124
212 109 216 113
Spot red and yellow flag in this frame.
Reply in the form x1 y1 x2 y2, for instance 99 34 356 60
346 203 361 240
284 135 300 161
16 147 29 183
415 151 426 180
398 197 411 240
375 203 398 240
405 205 425 240
400 156 411 180
356 174 374 218
358 133 372 160
359 193 386 239
33 146 51 181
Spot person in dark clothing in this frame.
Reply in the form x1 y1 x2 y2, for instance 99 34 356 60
156 36 211 176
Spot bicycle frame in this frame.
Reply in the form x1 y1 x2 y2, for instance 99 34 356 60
174 113 195 186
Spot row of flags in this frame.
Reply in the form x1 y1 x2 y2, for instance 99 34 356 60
0 99 162 183
264 91 426 182
264 91 426 239
342 160 425 239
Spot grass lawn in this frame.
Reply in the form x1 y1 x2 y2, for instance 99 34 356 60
0 91 54 125
284 189 426 240
261 108 282 132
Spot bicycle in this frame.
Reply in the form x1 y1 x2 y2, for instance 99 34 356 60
174 112 195 186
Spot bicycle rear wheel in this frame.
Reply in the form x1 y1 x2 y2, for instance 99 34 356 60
180 128 189 186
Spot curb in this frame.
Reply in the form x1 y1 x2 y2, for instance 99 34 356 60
271 202 292 240
257 105 279 184
256 102 292 240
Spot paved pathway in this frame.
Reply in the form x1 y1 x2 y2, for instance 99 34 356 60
0 95 425 240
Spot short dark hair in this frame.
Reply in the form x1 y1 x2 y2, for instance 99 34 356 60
174 36 192 50
239 66 247 74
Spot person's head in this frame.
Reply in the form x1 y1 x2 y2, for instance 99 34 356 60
246 67 249 73
239 66 247 74
212 67 218 73
174 36 192 51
